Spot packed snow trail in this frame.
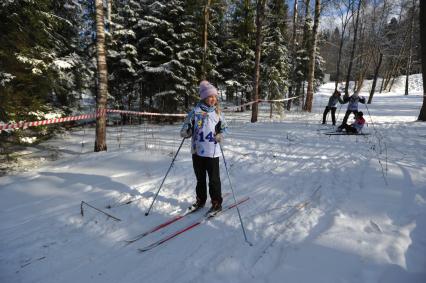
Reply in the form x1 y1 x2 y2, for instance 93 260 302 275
1 81 426 283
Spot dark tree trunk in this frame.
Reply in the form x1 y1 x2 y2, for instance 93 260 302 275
251 0 267 123
368 52 383 104
304 0 321 112
405 0 415 96
418 0 426 120
287 0 298 111
201 0 212 80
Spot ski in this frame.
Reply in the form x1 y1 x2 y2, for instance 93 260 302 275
137 196 250 253
316 126 336 131
125 192 230 244
324 132 369 136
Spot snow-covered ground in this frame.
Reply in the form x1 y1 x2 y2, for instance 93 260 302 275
1 80 425 283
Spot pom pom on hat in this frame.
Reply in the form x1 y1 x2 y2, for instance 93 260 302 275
199 80 218 100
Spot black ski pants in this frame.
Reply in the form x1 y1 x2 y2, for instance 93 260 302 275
322 106 337 125
341 124 358 134
192 154 222 205
339 109 358 128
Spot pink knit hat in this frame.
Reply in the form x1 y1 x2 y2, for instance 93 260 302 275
199 80 218 100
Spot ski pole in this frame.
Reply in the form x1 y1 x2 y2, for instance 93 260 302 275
364 103 376 131
219 143 252 246
145 137 186 216
336 104 343 122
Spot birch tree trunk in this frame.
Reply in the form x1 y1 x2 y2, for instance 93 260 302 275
251 0 267 123
417 0 426 120
304 0 321 112
344 0 362 96
94 0 108 152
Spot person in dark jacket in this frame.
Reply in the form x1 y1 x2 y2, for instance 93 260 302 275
322 90 343 126
0 106 8 122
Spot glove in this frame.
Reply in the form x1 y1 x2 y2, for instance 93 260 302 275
180 128 192 138
215 133 223 143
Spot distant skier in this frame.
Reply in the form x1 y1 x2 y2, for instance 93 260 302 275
0 106 8 122
337 91 366 131
322 90 343 126
339 111 365 134
180 80 228 212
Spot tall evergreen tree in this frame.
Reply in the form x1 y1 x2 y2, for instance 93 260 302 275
134 0 198 113
108 0 141 111
251 0 267 123
0 0 85 121
261 0 290 116
221 0 255 106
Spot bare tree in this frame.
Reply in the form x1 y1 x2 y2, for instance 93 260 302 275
304 0 321 112
94 0 108 152
418 0 426 121
364 0 390 102
354 17 372 92
333 0 354 92
344 0 362 96
251 0 267 123
368 52 382 104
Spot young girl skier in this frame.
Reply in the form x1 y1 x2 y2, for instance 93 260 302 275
180 81 228 212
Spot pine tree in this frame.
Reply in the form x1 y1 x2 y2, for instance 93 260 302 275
220 0 255 107
134 0 198 113
108 0 141 112
0 0 85 121
261 0 290 116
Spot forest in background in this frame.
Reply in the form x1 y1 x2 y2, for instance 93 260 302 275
0 0 424 130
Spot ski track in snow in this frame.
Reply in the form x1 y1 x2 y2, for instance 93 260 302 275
1 81 426 283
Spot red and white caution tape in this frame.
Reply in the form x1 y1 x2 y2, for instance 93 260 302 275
0 113 97 131
106 109 185 117
223 95 301 112
259 96 302 103
0 109 184 132
0 96 301 132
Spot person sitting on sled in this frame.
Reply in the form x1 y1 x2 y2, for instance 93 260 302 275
180 80 228 212
339 111 365 134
